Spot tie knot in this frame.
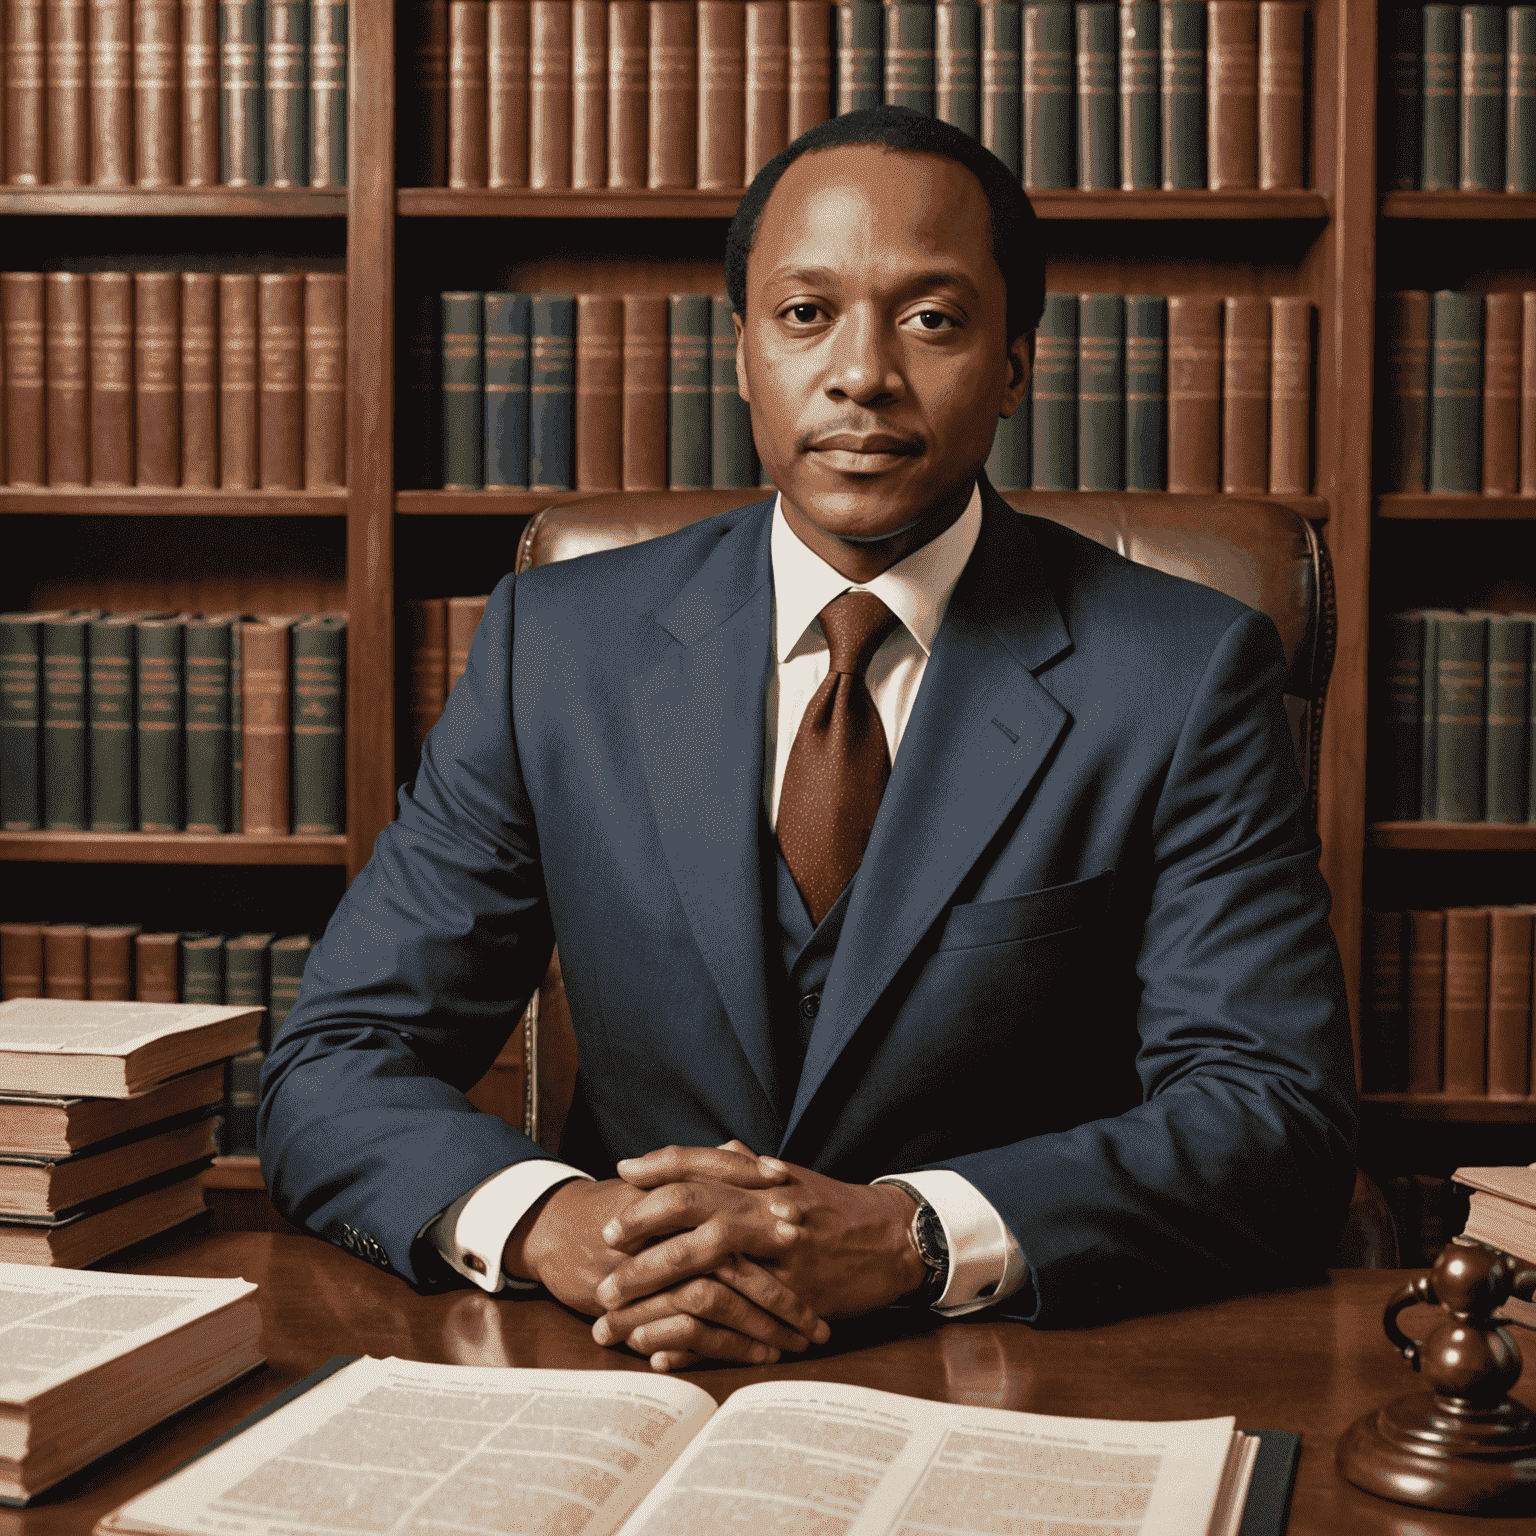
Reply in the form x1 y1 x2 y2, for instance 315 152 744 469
818 590 900 678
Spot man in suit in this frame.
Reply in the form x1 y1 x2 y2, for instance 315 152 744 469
260 107 1357 1371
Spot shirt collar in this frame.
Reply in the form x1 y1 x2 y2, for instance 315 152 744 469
769 482 983 664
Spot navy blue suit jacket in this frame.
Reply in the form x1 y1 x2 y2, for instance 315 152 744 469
259 480 1358 1324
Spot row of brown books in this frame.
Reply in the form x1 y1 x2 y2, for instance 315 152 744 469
0 271 345 492
405 594 488 751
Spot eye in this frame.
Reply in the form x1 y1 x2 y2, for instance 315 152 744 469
913 310 957 330
785 303 821 324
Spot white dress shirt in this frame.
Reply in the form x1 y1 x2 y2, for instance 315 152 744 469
428 483 1028 1315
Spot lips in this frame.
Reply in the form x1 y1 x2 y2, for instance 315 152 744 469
807 432 920 455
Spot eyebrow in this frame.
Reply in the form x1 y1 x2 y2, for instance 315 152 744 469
764 267 983 303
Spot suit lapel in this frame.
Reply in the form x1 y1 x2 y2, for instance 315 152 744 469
783 486 1074 1147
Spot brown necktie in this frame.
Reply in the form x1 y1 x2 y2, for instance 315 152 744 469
776 590 902 926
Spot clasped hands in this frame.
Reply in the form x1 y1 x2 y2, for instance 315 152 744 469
501 1142 927 1373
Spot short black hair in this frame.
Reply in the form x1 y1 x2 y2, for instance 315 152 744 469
724 106 1046 345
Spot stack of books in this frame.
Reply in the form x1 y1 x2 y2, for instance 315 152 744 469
0 999 259 1266
0 270 346 492
1456 1164 1536 1262
0 609 346 838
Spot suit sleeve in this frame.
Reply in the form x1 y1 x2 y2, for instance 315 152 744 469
931 606 1359 1325
258 573 557 1289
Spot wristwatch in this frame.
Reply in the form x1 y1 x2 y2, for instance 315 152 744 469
884 1179 950 1308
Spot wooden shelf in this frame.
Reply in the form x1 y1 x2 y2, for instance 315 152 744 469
1368 822 1536 850
0 489 347 516
0 187 346 217
1362 1093 1536 1122
1378 493 1536 519
0 832 348 864
1382 190 1536 220
201 1156 266 1189
1026 188 1328 220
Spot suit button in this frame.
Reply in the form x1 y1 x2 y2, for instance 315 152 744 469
799 992 820 1021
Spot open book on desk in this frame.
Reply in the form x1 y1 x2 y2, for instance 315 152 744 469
97 1355 1300 1536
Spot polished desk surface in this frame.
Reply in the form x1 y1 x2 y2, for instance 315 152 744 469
8 1221 1535 1535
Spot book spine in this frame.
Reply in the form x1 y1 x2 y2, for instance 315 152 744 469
1388 4 1421 191
88 271 134 486
42 618 91 830
44 271 90 487
936 1 979 137
87 926 137 998
219 0 264 185
1118 0 1158 189
441 289 485 489
230 620 243 825
1077 291 1123 490
88 618 136 831
836 0 881 114
1482 289 1520 496
606 0 648 187
649 0 698 188
623 293 670 491
884 1 935 115
1405 907 1445 1093
1442 906 1489 1095
1433 611 1487 822
485 289 531 488
411 0 450 185
1363 909 1404 1094
669 292 711 490
699 0 746 189
89 0 133 184
985 392 1030 490
1429 288 1483 494
448 0 489 187
407 599 448 749
1076 3 1117 190
1420 4 1459 192
218 272 258 489
1207 0 1258 189
258 271 305 489
711 294 756 488
137 618 185 831
1166 294 1222 493
292 619 345 834
1420 610 1441 819
1460 3 1505 191
184 619 232 832
303 272 346 489
267 0 313 183
1526 291 1536 495
574 291 622 490
1257 0 1303 189
43 924 88 999
0 616 43 830
135 931 180 1000
1268 294 1310 495
530 0 571 186
446 595 487 691
1485 615 1529 822
0 922 43 997
180 933 224 1004
1487 906 1533 1094
746 1 790 179
181 0 221 186
1031 291 1078 490
2 272 45 486
570 0 604 188
242 621 291 834
179 273 219 486
980 1 1021 178
134 271 181 487
1024 2 1074 188
267 936 313 1043
788 0 834 138
1220 294 1269 494
528 292 574 491
1386 290 1430 493
309 0 347 186
1124 293 1166 491
6 0 46 184
1511 7 1536 193
1383 612 1423 822
46 0 90 184
135 0 181 185
1159 0 1205 188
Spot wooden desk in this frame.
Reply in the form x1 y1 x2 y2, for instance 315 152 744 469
8 1222 1533 1535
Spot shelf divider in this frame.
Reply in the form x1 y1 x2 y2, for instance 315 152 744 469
0 832 348 865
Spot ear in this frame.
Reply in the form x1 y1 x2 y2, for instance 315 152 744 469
998 331 1032 419
732 309 751 403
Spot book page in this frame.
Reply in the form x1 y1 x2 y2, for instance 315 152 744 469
622 1380 1237 1536
0 1001 257 1058
0 1264 257 1403
101 1357 717 1536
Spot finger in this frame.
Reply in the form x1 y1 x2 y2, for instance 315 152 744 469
603 1183 801 1252
622 1311 784 1365
717 1139 757 1155
650 1350 700 1373
617 1144 790 1190
597 1276 812 1352
714 1256 831 1346
597 1215 800 1308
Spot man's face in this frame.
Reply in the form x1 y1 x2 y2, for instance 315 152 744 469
735 144 1029 570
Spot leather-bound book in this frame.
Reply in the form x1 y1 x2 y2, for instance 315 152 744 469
1266 294 1310 494
884 2 935 114
303 272 346 489
1024 1 1073 189
7 0 46 184
607 0 647 187
490 0 531 189
87 926 139 1001
136 613 186 832
179 272 218 488
1207 0 1258 189
1118 0 1158 189
1380 610 1423 823
46 0 90 184
1257 0 1302 189
1405 907 1445 1094
1429 288 1483 494
1418 608 1449 820
44 273 90 488
446 595 488 692
309 0 347 186
1460 3 1505 192
448 0 488 187
1482 289 1520 496
1484 613 1530 822
985 394 1030 491
218 273 258 490
1387 4 1420 191
134 0 179 185
699 0 746 189
1125 293 1166 490
179 930 224 1003
1159 0 1205 188
1432 610 1487 822
746 1 789 179
43 925 89 1000
789 0 833 137
529 0 571 187
622 293 669 491
2 272 45 487
267 934 313 1047
241 617 297 835
89 611 147 832
1385 289 1430 493
220 0 265 185
0 612 58 831
1420 4 1458 191
575 292 622 491
571 0 604 188
1488 905 1534 1095
1511 7 1536 192
1166 294 1222 494
485 290 530 487
669 293 710 490
1442 906 1490 1096
711 294 756 488
180 0 219 185
1220 294 1268 495
89 0 133 184
257 272 305 490
529 293 574 490
1363 909 1405 1093
224 929 273 1017
649 1 698 189
1031 292 1077 491
134 272 181 488
262 0 306 189
89 272 134 486
42 611 98 831
411 0 450 185
1077 292 1123 491
934 1 979 136
1525 292 1536 496
291 614 345 835
406 599 448 749
836 0 881 115
134 932 180 1002
0 923 43 1000
1075 3 1116 190
184 613 235 833
441 289 485 489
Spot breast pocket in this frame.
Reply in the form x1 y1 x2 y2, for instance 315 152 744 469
932 868 1116 952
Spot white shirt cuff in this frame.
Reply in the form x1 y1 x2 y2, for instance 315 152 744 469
423 1160 594 1294
873 1168 1029 1316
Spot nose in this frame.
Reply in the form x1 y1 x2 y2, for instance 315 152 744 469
823 303 901 407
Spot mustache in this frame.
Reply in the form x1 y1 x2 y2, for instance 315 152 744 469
796 418 926 455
